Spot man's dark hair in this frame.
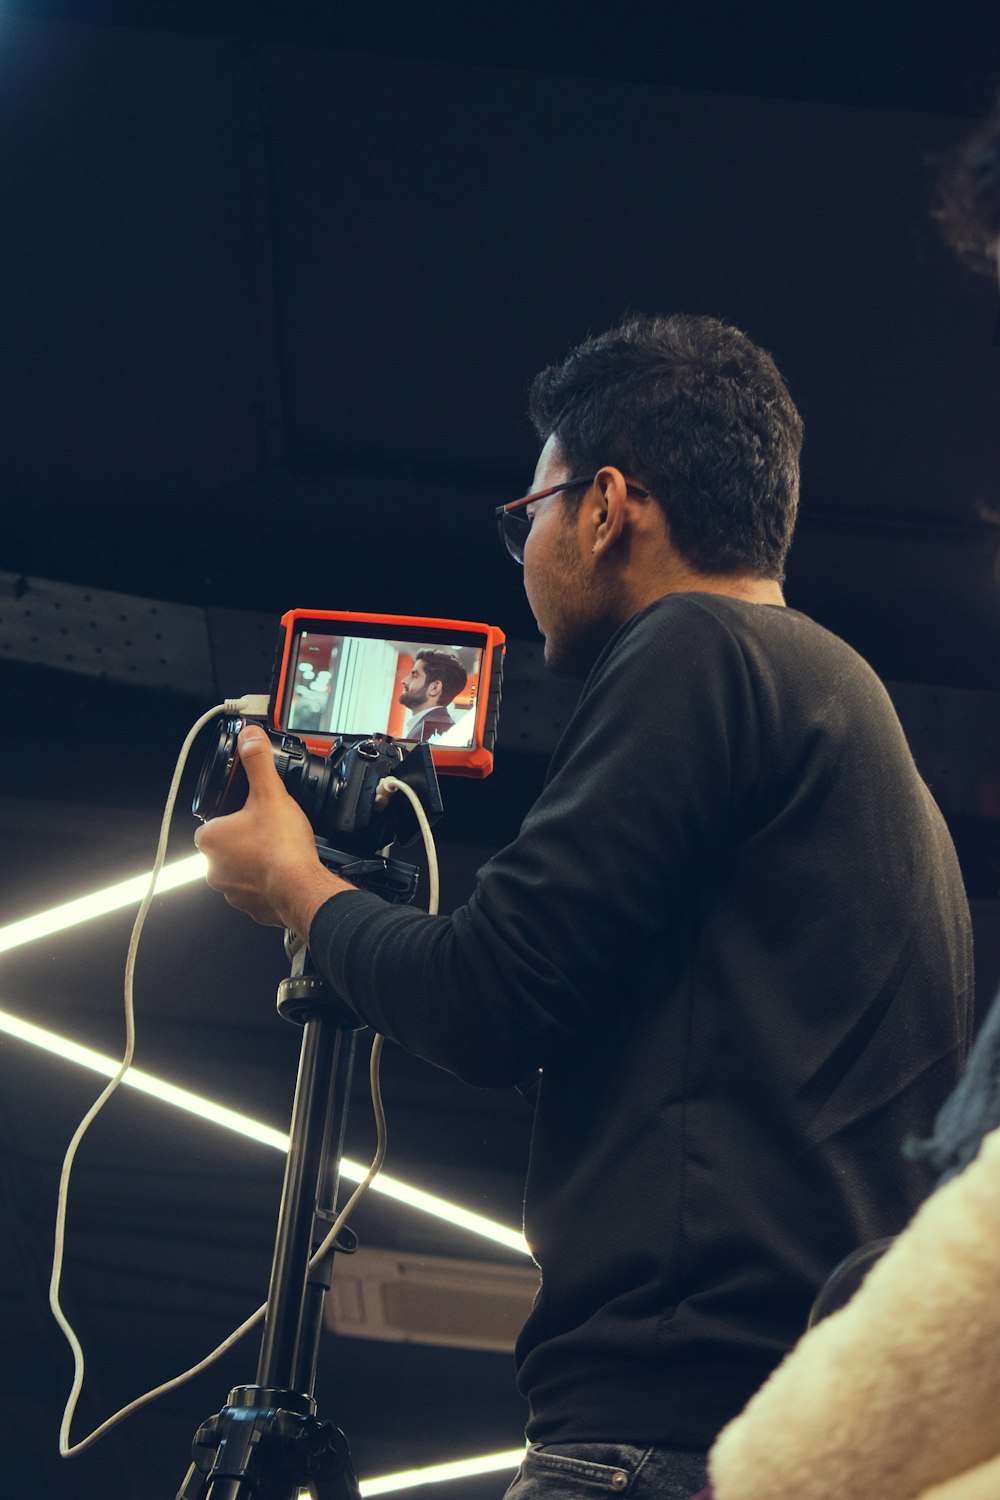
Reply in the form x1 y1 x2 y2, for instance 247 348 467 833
528 313 804 582
415 649 468 706
936 96 1000 275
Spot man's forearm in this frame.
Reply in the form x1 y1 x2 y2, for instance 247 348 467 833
280 865 355 940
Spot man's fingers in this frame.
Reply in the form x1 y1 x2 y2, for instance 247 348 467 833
238 726 282 799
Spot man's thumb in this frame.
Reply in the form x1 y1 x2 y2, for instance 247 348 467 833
238 726 279 795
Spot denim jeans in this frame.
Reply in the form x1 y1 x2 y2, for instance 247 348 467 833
503 1442 708 1499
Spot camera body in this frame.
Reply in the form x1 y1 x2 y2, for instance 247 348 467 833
192 720 442 855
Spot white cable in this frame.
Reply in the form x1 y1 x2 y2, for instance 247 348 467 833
59 1031 389 1457
51 700 227 1455
53 720 440 1457
51 693 264 1455
377 776 440 917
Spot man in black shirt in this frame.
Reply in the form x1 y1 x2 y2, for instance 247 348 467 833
196 315 972 1500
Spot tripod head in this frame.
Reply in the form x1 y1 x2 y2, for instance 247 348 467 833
313 839 420 906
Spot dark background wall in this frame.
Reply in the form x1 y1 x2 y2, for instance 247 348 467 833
2 3 1000 1495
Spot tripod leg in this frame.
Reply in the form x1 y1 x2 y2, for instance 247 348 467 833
178 975 365 1500
177 1459 208 1500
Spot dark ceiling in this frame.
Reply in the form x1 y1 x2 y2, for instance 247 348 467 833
3 3 1000 1497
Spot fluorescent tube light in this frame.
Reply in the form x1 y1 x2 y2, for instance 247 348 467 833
296 1447 524 1498
0 1007 530 1256
0 854 207 954
360 1447 524 1495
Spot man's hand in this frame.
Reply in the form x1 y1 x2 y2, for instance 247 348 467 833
194 726 352 933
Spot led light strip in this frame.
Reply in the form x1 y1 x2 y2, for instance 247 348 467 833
358 1448 524 1496
0 860 530 1254
4 854 531 1489
0 854 207 954
5 1002 531 1492
0 1007 530 1256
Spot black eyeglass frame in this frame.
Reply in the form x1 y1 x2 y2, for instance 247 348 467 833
495 476 650 564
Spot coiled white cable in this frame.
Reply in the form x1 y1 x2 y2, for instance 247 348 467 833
50 706 439 1457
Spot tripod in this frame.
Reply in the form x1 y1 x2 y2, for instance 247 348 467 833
178 709 436 1500
177 844 415 1500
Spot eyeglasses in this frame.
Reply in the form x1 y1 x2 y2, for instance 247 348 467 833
495 478 594 565
495 476 652 564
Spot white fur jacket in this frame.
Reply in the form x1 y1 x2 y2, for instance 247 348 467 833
708 1125 1000 1500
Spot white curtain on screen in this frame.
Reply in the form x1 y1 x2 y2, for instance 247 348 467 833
325 637 398 735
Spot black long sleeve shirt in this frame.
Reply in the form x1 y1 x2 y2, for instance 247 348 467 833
309 594 973 1449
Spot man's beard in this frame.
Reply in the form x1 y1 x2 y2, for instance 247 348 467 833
542 570 629 680
528 503 629 679
398 689 427 709
542 614 618 679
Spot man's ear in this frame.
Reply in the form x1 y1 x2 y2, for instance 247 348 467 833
592 467 631 557
425 677 443 703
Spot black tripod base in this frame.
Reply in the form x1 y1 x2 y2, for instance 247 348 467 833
177 1386 360 1500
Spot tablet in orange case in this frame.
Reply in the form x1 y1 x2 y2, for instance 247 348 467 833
270 609 506 778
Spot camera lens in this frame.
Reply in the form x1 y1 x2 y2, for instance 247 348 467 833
192 717 340 824
192 717 405 852
282 734 341 829
191 717 247 821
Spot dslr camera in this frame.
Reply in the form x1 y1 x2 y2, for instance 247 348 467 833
193 609 505 882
